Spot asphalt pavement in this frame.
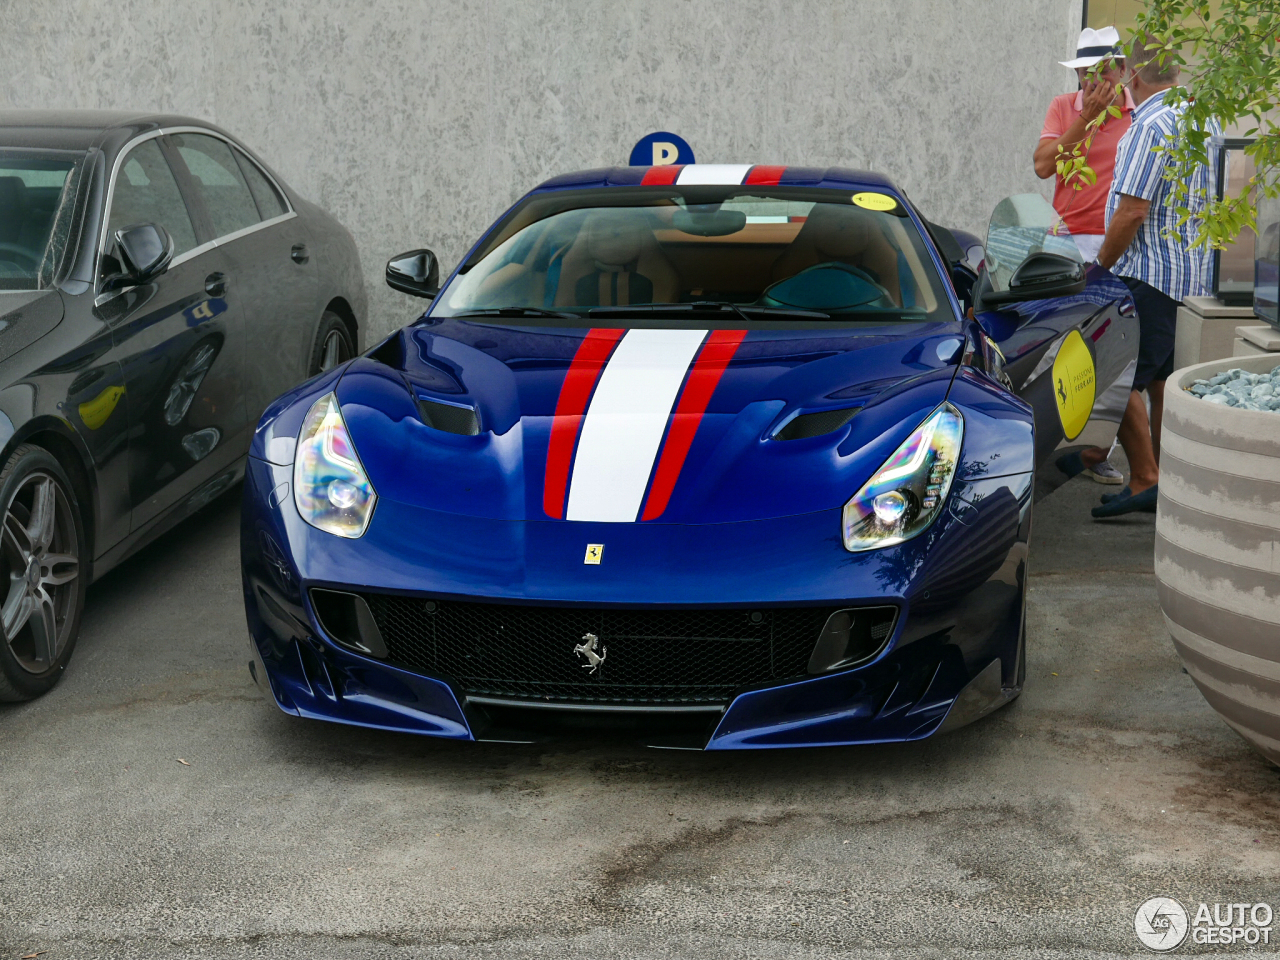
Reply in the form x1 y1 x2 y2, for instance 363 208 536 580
2 468 1278 959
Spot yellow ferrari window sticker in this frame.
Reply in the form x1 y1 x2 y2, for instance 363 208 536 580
851 192 898 212
1052 329 1095 441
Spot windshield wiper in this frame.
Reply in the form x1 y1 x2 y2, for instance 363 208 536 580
689 299 755 325
589 303 832 321
453 307 580 320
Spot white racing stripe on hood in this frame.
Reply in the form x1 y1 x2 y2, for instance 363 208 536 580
565 328 708 522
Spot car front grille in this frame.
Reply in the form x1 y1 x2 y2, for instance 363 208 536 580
359 595 879 705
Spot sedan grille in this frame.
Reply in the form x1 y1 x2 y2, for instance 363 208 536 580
360 596 862 705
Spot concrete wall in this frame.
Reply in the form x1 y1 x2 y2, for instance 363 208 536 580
3 0 1081 340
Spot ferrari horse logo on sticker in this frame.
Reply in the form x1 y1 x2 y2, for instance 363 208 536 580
1052 329 1095 441
574 633 607 673
584 543 603 564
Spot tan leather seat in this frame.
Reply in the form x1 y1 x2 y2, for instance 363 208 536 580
554 211 680 307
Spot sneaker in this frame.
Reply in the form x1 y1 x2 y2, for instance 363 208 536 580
1084 459 1124 485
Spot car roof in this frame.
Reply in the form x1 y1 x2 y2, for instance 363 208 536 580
0 109 236 155
532 164 900 195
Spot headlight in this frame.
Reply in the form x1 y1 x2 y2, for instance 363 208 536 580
841 403 963 552
293 393 377 538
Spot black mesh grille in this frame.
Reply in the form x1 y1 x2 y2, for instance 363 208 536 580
361 595 844 705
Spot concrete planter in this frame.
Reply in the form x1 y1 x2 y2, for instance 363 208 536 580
1156 354 1280 765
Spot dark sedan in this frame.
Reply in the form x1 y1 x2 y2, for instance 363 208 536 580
0 110 366 700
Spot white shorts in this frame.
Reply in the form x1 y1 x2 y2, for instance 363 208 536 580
1072 234 1104 262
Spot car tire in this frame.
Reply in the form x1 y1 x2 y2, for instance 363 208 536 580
1014 602 1027 689
308 311 355 376
0 444 87 702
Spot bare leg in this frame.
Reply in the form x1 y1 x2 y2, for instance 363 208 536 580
1080 445 1109 468
1116 388 1159 494
1147 380 1166 467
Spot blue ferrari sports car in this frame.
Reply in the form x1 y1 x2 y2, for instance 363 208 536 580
241 163 1136 749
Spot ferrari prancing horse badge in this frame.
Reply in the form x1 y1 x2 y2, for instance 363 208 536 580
584 543 603 564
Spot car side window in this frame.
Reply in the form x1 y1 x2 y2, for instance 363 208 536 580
106 139 198 257
233 148 288 219
170 133 261 239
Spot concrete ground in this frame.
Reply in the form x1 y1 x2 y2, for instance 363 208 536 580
2 470 1278 960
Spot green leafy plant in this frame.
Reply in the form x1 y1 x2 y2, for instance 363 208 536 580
1059 0 1279 249
1053 73 1126 211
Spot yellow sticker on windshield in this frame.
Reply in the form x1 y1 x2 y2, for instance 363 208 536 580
1052 329 1095 441
851 192 898 212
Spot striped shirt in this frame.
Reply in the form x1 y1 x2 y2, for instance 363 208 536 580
1105 88 1217 301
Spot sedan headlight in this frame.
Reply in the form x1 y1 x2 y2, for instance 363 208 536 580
293 393 377 538
842 403 963 552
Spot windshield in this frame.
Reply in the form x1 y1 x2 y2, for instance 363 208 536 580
0 150 85 291
436 187 952 322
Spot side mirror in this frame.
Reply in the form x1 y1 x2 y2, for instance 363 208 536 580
949 262 978 313
115 223 173 285
979 252 1086 307
100 223 173 295
386 249 440 299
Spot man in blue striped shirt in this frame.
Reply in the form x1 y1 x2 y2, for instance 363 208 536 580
1087 35 1215 518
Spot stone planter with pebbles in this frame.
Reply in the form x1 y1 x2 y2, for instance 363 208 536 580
1156 354 1280 766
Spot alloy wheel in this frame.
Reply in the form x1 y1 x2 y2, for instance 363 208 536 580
1 472 79 673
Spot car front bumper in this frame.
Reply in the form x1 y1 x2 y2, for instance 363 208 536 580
242 457 1032 749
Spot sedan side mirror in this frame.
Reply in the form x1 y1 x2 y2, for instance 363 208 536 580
386 249 440 299
116 223 174 285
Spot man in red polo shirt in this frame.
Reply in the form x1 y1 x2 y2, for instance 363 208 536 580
1034 25 1134 485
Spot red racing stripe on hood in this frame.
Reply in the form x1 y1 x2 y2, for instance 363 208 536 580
640 329 747 521
543 328 626 518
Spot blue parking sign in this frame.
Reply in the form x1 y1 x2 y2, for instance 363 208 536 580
629 132 695 167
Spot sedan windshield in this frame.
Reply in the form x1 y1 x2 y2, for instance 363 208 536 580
0 151 85 291
436 187 952 322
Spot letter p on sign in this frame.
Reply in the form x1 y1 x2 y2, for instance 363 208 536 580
652 142 678 165
629 132 694 167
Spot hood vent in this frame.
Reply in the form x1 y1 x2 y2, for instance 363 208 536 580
417 395 480 436
774 406 860 441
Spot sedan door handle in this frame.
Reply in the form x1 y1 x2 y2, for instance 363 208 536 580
204 272 227 297
291 243 309 264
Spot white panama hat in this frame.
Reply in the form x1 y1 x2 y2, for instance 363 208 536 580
1060 26 1124 69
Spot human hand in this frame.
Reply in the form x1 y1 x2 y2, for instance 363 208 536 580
1080 78 1116 122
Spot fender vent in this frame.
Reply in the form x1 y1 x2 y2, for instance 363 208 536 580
774 406 860 441
417 396 480 436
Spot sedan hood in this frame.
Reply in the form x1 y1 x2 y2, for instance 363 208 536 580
333 319 963 524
